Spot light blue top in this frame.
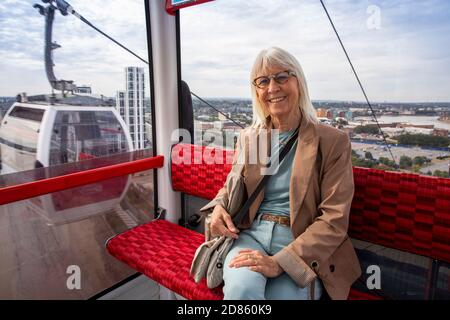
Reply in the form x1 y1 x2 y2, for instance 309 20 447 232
256 130 298 216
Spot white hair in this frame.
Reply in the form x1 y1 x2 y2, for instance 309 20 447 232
250 47 318 126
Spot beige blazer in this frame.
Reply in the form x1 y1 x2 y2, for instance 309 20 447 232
200 115 362 300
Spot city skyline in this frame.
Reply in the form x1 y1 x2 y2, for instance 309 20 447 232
0 0 449 102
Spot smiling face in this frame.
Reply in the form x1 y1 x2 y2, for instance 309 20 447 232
255 66 300 121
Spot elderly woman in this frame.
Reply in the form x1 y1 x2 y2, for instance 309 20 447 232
200 47 361 300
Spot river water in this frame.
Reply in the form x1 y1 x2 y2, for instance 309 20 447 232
353 115 450 130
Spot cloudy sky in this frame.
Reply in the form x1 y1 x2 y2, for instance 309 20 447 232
1 0 449 102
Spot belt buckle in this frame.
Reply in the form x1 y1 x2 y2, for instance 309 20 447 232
276 216 283 225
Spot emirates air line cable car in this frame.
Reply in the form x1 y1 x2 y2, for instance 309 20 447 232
0 1 133 224
0 102 132 174
1 0 448 300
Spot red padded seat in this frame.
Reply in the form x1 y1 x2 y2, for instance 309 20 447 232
107 219 381 300
106 143 450 300
349 167 450 263
171 143 234 200
171 144 450 264
107 219 224 300
348 289 382 300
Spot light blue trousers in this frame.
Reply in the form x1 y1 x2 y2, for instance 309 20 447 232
223 214 323 300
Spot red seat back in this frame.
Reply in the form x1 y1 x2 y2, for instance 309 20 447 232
171 143 450 263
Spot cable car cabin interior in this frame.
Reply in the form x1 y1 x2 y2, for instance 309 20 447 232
0 0 449 301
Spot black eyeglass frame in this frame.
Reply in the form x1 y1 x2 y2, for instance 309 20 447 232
252 70 297 89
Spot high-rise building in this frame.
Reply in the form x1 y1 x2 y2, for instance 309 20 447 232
116 67 148 150
116 91 126 119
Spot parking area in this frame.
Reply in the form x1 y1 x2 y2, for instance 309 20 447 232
351 141 450 174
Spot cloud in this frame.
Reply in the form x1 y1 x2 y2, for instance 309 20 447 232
0 0 148 96
180 0 450 102
0 0 449 102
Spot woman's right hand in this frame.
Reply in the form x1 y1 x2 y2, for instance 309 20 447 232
209 205 240 239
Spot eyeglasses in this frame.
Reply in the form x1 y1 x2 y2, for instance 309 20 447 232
252 70 296 89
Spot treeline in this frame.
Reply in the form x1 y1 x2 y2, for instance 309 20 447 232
395 133 450 148
351 150 449 178
353 127 450 149
353 124 380 135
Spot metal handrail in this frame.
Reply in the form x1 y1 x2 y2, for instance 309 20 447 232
0 155 164 205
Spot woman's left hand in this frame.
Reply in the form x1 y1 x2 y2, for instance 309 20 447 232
229 249 283 278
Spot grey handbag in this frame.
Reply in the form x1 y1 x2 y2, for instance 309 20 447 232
190 235 234 288
190 127 300 289
190 162 246 288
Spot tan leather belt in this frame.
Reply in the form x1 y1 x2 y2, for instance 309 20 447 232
260 213 290 227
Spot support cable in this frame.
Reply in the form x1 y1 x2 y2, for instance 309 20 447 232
320 0 397 165
50 0 242 128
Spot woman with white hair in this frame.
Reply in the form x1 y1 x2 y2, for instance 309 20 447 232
200 47 361 300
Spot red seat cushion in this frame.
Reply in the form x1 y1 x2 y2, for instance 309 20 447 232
348 289 382 300
171 143 234 200
349 167 450 263
107 219 383 300
171 144 450 263
106 219 224 300
107 144 450 300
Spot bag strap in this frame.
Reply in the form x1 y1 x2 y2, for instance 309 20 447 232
310 280 316 300
232 126 300 226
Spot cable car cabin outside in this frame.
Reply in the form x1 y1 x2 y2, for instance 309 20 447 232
0 102 133 225
0 102 132 173
0 0 449 300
